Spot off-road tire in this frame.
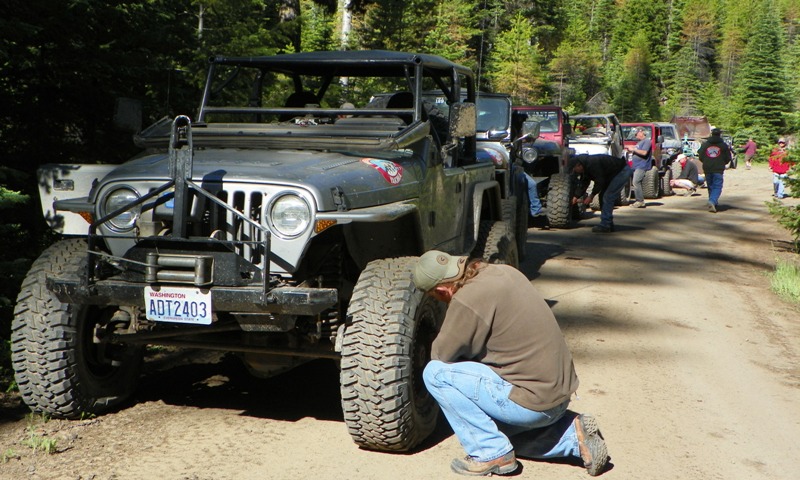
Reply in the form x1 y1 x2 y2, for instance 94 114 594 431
660 168 674 196
472 220 519 268
504 184 529 260
340 257 441 452
546 173 572 228
11 239 142 418
643 166 660 199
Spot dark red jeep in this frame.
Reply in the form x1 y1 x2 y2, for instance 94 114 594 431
511 105 578 227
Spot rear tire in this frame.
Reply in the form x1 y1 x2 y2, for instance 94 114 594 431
11 239 142 418
340 257 441 452
472 220 519 268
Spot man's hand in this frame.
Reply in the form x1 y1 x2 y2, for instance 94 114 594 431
583 195 593 206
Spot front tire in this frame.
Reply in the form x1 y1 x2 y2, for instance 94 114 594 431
11 239 142 418
643 166 661 199
546 173 572 228
340 257 441 451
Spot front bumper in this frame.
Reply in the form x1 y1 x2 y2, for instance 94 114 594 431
47 277 338 317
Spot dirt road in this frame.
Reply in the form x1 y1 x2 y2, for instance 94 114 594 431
1 164 798 480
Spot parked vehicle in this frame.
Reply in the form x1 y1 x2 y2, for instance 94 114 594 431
569 113 625 159
620 122 672 198
510 105 578 228
654 121 681 163
421 90 527 254
17 50 524 453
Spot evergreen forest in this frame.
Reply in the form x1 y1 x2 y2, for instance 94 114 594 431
1 0 800 385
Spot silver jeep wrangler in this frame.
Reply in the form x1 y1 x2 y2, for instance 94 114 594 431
14 51 521 452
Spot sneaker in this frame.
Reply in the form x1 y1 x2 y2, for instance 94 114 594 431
575 415 608 477
708 203 716 213
679 189 692 196
450 451 518 476
592 225 612 233
630 201 646 208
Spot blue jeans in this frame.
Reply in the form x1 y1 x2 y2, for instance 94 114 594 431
599 165 633 228
522 173 543 216
774 173 787 198
423 360 579 462
706 172 724 206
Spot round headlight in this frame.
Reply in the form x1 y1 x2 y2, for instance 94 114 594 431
102 187 141 231
522 147 538 163
270 194 311 237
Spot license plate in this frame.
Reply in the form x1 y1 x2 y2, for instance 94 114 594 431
144 286 212 325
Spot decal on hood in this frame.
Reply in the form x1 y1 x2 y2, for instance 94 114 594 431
361 158 403 185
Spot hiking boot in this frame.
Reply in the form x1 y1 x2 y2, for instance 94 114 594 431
575 415 608 477
707 203 716 213
630 201 645 208
450 451 518 476
592 225 612 233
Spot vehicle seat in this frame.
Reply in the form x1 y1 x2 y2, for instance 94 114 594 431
280 91 318 122
386 92 414 124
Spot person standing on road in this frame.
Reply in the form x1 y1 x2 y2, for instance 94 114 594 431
569 153 633 233
698 128 732 213
413 250 609 477
627 127 652 208
769 138 794 199
669 154 699 196
741 137 757 170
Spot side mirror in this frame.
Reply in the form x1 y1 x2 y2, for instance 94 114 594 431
657 135 664 144
563 123 572 135
449 102 477 138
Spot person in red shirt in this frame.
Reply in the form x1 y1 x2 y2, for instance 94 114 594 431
769 138 794 199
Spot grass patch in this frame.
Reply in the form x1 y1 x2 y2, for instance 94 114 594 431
771 260 800 303
23 413 58 454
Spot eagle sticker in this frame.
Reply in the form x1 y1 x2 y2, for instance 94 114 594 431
706 146 721 158
361 158 403 185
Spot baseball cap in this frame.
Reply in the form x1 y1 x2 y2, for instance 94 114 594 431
711 127 721 136
413 250 468 292
677 154 687 162
778 137 786 144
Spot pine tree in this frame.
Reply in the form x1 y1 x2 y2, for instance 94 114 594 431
423 0 481 69
548 13 603 111
485 13 547 103
611 31 659 121
732 0 791 133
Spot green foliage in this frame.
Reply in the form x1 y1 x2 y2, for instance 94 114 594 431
423 0 481 70
767 154 800 249
301 0 336 52
611 31 659 121
485 13 547 103
770 260 800 302
732 0 791 133
1 448 19 464
23 415 58 454
548 13 603 111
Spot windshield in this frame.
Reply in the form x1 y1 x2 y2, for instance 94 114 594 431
661 126 677 140
422 93 509 133
573 117 609 135
515 110 559 133
621 126 652 141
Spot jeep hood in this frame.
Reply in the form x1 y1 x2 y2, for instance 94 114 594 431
99 148 423 212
